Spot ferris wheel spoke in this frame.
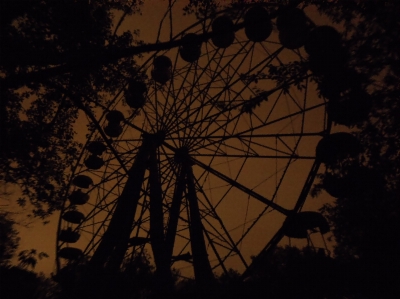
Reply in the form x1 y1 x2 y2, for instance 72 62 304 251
164 64 197 131
190 153 314 159
163 50 222 131
194 101 324 156
183 82 307 150
81 210 116 256
235 136 299 158
200 215 251 271
184 109 241 151
202 229 230 275
167 43 282 134
200 84 304 137
195 185 250 269
159 164 180 202
131 199 151 239
193 134 252 158
192 157 290 215
227 154 304 256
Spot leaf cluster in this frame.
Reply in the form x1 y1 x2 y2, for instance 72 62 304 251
0 212 20 266
1 1 143 217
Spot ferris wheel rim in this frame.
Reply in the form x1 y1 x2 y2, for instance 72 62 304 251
56 3 330 281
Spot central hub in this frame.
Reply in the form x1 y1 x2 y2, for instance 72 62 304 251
174 146 190 164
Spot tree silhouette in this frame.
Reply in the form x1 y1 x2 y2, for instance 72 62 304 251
308 1 400 297
54 251 157 299
0 212 60 299
17 249 49 270
246 246 343 299
1 0 144 217
0 265 61 299
310 0 400 244
0 212 20 265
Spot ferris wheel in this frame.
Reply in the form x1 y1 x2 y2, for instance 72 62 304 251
55 2 343 287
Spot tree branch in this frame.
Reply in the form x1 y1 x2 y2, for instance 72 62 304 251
2 22 245 89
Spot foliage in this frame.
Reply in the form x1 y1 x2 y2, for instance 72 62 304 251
308 0 400 253
173 247 346 299
314 0 400 76
306 1 400 297
0 212 59 298
0 212 20 265
183 0 221 19
0 0 143 217
243 246 341 299
0 265 61 299
242 245 400 299
55 251 156 299
18 249 49 270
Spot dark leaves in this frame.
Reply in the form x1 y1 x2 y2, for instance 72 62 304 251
268 61 309 91
0 213 20 265
1 1 144 217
